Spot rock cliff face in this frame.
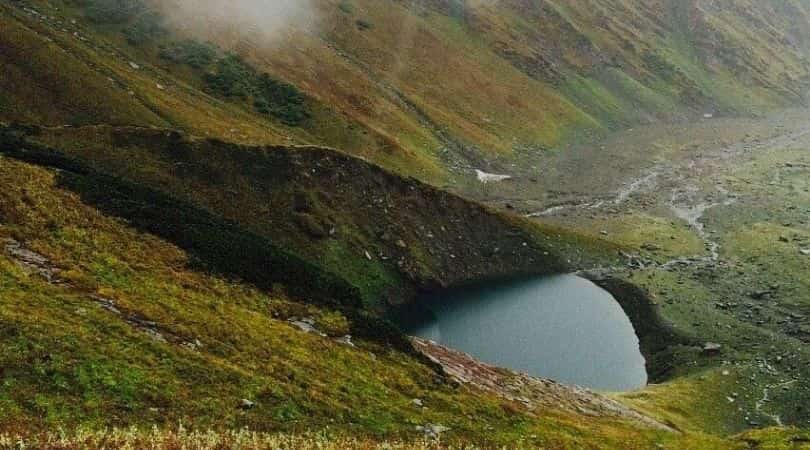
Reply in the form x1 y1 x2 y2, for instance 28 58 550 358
411 337 674 432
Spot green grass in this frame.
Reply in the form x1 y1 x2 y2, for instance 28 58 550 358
578 213 706 261
2 0 810 446
5 0 810 190
0 154 739 448
6 125 584 309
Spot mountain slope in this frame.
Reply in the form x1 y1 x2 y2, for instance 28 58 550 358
153 0 810 174
1 124 619 306
4 0 810 186
0 126 738 448
2 0 810 447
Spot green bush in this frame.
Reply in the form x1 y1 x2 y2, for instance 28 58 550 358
255 74 310 126
204 54 256 99
642 52 678 81
355 19 373 31
338 1 355 14
160 41 217 69
203 55 310 126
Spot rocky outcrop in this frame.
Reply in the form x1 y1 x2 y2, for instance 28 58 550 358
587 277 696 382
411 337 675 432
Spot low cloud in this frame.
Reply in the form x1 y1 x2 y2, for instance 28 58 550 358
157 0 318 45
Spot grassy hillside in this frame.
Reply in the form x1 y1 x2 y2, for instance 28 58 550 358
2 0 810 447
1 124 623 308
3 0 810 186
0 127 741 448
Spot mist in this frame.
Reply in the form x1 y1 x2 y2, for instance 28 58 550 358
156 0 319 45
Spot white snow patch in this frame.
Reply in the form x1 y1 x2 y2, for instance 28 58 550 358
475 169 512 183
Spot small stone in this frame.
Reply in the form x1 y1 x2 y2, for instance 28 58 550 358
750 290 771 300
290 318 326 336
240 399 255 409
418 423 449 439
335 335 355 347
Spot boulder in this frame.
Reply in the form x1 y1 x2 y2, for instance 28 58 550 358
749 290 771 300
702 342 723 356
416 424 450 439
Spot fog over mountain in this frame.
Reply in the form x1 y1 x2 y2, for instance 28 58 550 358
157 0 319 44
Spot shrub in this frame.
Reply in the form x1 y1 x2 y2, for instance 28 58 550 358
203 55 310 125
338 1 355 14
355 19 373 30
160 40 217 69
255 73 310 126
204 54 256 99
73 0 311 127
642 51 678 81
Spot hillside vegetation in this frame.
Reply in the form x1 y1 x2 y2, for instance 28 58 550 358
3 0 810 185
1 124 620 306
0 126 738 448
2 0 810 448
